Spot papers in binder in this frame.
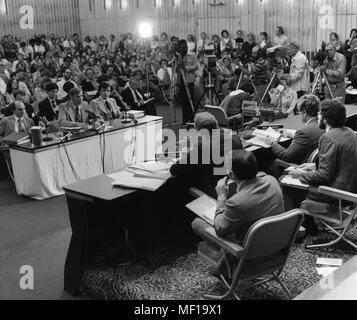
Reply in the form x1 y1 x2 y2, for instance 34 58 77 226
280 176 309 190
112 176 166 192
248 127 283 148
186 195 217 226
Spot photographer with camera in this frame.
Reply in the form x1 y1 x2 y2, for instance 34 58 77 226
322 43 347 102
236 45 269 101
176 39 198 124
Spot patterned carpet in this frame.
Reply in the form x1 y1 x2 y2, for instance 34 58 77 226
81 229 357 300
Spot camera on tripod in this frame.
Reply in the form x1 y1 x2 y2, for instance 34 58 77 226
203 44 218 71
312 41 328 67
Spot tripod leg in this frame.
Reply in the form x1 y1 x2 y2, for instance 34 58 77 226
323 73 335 99
311 72 320 95
260 73 277 105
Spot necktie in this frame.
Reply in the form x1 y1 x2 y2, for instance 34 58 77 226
75 107 81 123
18 119 24 133
52 100 57 113
105 100 115 119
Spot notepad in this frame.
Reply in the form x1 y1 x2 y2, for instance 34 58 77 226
186 195 217 226
130 161 172 173
280 176 309 190
112 176 166 192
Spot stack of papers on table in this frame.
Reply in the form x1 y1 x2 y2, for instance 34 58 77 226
248 127 282 148
112 176 166 192
186 195 217 226
130 161 173 173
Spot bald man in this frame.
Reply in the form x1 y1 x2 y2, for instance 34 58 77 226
322 44 347 102
0 101 34 138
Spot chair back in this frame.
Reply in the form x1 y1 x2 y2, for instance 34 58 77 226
204 105 229 128
307 148 319 164
242 210 304 261
346 113 357 132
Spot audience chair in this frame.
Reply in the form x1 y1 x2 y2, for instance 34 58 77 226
196 209 304 300
301 187 357 250
204 105 242 131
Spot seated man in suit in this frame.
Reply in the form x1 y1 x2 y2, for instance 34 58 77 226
0 101 34 138
192 150 285 277
58 88 93 130
90 81 122 122
38 82 61 122
170 112 243 198
288 99 357 233
3 89 39 125
271 94 325 165
121 77 157 116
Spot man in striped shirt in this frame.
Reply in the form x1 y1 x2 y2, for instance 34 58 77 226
237 46 269 102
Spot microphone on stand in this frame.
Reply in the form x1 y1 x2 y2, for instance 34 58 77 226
39 117 54 142
121 104 132 124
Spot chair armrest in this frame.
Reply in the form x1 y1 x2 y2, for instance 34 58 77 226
204 227 245 258
318 186 357 204
189 188 207 199
228 114 242 122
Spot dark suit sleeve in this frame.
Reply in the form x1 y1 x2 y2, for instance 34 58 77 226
0 118 6 137
170 149 196 178
300 135 337 186
121 88 136 108
271 129 309 164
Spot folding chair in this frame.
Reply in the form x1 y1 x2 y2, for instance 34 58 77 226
301 186 357 250
204 105 242 131
196 209 304 300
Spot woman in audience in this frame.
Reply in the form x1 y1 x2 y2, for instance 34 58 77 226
5 78 19 104
273 26 289 47
269 78 297 115
259 32 271 51
329 32 343 53
159 32 170 55
244 33 257 58
197 32 210 53
98 36 108 51
220 30 232 52
187 34 196 53
211 34 221 58
150 36 160 51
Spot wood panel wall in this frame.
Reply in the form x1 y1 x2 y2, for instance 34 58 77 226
78 0 357 52
0 0 81 39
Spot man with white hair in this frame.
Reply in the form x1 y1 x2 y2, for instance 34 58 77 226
280 42 310 100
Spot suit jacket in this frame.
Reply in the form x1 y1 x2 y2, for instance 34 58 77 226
215 172 285 242
170 129 243 198
272 118 325 164
121 86 148 109
0 115 34 138
4 103 39 126
301 127 357 201
58 100 90 129
38 98 61 121
90 96 121 122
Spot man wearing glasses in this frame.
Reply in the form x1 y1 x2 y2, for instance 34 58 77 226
322 44 347 102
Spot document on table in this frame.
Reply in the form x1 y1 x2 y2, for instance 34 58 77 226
130 161 173 173
280 176 309 190
186 195 217 226
112 176 166 192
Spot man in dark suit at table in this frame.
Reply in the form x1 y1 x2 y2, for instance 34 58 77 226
58 88 92 130
38 82 61 122
271 94 325 165
0 101 34 137
121 77 157 116
170 112 243 198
